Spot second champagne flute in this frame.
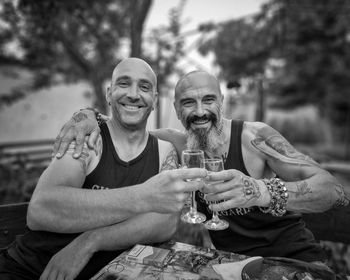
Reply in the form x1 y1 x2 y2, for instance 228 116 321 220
202 158 229 230
181 149 206 224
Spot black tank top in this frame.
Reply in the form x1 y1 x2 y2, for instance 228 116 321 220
197 120 325 262
6 123 160 279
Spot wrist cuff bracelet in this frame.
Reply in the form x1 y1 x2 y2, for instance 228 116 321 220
259 177 288 217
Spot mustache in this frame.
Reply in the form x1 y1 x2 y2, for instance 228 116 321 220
185 113 218 129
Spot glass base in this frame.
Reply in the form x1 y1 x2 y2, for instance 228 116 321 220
204 218 229 230
181 211 206 224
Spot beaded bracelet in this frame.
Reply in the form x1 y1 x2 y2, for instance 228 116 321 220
259 177 288 217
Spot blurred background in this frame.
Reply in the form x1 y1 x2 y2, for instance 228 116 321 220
0 0 349 275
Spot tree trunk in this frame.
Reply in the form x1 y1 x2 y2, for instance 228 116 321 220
255 76 265 122
129 0 153 57
90 75 108 114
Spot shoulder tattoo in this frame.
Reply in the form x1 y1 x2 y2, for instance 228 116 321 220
160 146 178 171
66 141 91 171
251 125 319 166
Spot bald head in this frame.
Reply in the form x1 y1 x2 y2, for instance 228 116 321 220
174 71 221 100
111 57 157 88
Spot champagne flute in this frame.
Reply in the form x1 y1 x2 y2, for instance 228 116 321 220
180 149 207 224
202 158 229 230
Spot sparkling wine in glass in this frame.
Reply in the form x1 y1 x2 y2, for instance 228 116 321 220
202 158 229 230
180 149 206 224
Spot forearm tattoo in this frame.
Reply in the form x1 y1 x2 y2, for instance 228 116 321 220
242 177 261 201
333 184 349 208
251 126 319 166
160 147 178 171
72 112 88 123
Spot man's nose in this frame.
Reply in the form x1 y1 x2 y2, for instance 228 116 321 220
195 102 205 116
126 83 140 99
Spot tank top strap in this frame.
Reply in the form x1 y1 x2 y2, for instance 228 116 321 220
224 119 249 176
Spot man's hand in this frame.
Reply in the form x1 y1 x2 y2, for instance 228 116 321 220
40 232 96 280
53 110 100 159
143 168 207 213
202 169 270 211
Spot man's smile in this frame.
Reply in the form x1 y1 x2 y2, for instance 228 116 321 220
121 104 143 111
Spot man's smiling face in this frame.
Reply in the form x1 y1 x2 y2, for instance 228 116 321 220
174 71 224 151
107 58 158 129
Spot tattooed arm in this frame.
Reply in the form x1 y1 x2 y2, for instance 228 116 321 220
203 121 348 214
41 144 180 280
248 122 348 213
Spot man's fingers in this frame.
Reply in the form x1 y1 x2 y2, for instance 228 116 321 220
52 135 62 157
205 191 231 202
52 124 71 156
209 200 233 212
202 180 233 194
88 127 100 149
206 170 237 181
56 138 74 159
184 180 204 192
177 167 207 180
73 134 85 158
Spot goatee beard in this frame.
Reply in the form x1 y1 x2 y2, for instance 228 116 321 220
186 120 224 154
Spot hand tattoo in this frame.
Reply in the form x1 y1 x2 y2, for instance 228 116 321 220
242 177 261 201
289 181 312 197
72 112 88 123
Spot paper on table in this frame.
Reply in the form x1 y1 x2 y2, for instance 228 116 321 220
212 256 263 280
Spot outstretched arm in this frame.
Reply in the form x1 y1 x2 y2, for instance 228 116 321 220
251 122 348 212
204 122 348 214
40 142 180 279
28 140 206 233
41 211 178 280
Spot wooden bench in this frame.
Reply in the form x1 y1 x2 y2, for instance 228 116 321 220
0 202 28 249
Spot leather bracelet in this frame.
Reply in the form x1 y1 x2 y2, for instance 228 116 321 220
80 108 105 126
259 177 288 217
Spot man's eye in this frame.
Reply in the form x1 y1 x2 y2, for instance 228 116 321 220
182 100 195 107
203 98 215 104
140 84 151 91
118 81 129 87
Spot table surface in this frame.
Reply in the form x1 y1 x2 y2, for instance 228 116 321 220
90 241 341 280
91 241 249 280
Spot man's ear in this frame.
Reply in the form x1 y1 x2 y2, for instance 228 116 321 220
152 92 159 111
173 101 181 120
106 86 111 105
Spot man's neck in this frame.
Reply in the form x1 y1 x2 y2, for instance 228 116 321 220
204 118 231 160
107 120 149 162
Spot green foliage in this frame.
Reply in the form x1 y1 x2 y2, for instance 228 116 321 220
0 0 152 113
144 0 186 127
198 0 350 127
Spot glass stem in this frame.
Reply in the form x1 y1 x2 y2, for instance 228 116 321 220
212 211 220 222
190 190 197 214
